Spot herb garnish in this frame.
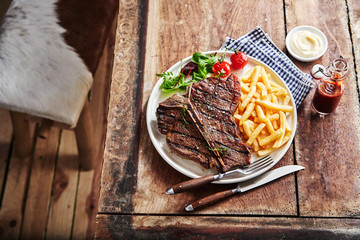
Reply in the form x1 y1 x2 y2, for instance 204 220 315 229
158 52 220 92
181 105 189 127
213 68 226 78
207 145 229 155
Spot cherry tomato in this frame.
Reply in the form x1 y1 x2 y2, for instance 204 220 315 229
230 51 248 69
212 61 231 78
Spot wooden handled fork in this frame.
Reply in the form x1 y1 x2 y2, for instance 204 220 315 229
166 155 273 194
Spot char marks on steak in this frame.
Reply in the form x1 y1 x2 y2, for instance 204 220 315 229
156 74 250 172
156 94 221 169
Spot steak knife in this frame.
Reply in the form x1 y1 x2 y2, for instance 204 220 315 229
185 165 304 211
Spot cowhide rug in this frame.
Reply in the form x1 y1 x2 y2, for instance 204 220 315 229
0 0 92 127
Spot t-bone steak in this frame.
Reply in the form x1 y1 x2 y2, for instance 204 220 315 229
156 74 250 172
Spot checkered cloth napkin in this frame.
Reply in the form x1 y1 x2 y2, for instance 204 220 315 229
220 26 314 107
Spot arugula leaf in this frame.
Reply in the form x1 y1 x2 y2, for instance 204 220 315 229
192 72 205 82
158 52 220 92
158 71 189 92
192 52 219 72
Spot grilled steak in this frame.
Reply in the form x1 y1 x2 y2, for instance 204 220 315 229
187 74 250 171
156 94 186 135
156 74 250 172
156 94 221 169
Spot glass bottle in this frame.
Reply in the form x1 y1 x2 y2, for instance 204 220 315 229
311 57 348 115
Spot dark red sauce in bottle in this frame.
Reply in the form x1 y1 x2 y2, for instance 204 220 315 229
312 80 343 114
311 58 347 115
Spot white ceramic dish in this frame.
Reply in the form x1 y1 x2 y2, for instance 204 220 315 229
286 25 328 62
146 51 297 184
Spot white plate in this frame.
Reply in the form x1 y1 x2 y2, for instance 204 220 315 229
146 51 297 184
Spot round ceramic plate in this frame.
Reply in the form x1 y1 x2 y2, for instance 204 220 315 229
146 51 297 184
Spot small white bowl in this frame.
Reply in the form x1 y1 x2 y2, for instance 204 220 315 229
286 25 328 62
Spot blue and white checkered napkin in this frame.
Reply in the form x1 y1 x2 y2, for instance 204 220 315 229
220 26 314 107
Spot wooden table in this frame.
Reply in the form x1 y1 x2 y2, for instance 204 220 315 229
96 0 360 238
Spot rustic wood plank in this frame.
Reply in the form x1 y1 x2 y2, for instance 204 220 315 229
285 0 360 217
20 126 60 239
0 124 35 240
72 18 116 240
348 1 360 95
130 0 297 215
95 214 360 239
98 0 148 213
0 154 32 240
0 110 12 201
75 100 97 171
72 164 101 240
10 112 32 158
45 129 79 240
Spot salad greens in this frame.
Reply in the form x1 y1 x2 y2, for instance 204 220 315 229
157 71 187 92
157 52 220 92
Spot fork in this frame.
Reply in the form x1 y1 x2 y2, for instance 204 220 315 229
166 155 273 195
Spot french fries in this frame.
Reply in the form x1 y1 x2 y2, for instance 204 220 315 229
234 66 294 156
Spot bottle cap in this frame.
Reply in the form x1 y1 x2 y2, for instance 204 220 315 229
310 64 326 80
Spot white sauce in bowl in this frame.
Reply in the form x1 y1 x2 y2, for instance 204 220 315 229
289 30 323 58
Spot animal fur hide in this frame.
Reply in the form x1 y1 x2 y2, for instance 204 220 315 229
0 0 93 127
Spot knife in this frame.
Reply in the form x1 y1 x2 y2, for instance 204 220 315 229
185 165 304 212
166 155 273 195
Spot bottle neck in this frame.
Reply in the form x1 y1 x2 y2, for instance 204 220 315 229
328 58 348 81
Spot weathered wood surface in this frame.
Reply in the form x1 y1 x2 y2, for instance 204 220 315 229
98 0 148 213
0 109 12 200
20 126 59 239
96 215 360 240
97 0 360 238
0 123 34 240
45 129 79 240
99 0 297 215
285 0 360 217
135 0 298 215
349 0 360 84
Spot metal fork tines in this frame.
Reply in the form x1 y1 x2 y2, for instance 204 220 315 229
166 155 273 195
218 155 273 179
238 155 273 173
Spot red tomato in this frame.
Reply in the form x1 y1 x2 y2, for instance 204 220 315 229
230 51 248 69
212 61 231 78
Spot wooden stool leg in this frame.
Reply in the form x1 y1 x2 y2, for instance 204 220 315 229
75 100 97 170
10 111 32 157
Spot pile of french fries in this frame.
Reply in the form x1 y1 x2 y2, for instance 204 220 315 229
234 66 294 156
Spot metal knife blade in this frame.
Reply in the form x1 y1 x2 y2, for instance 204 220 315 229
237 165 305 192
185 165 304 211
